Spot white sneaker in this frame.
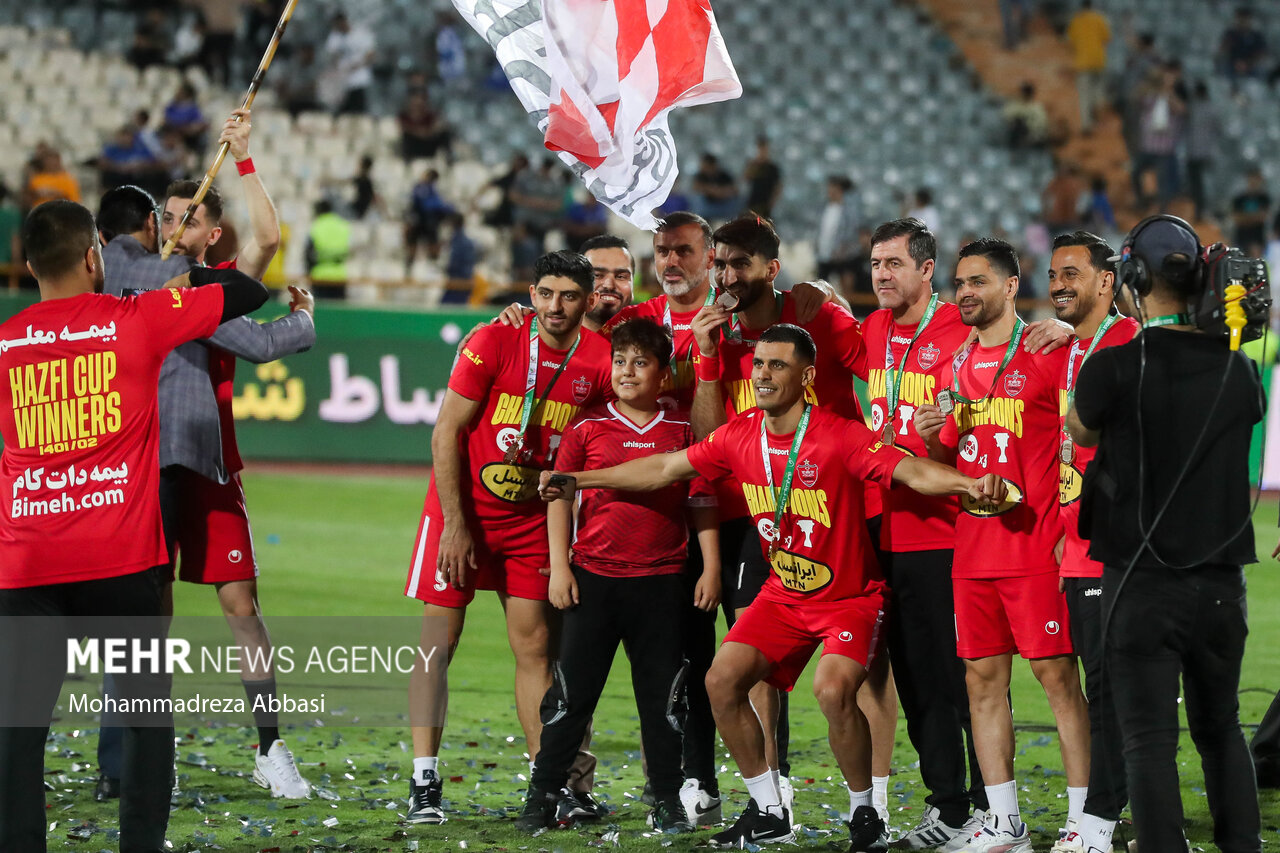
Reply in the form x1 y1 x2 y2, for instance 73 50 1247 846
892 806 967 849
1052 830 1085 853
253 739 311 799
954 820 1031 853
941 810 988 853
778 775 795 814
679 778 722 826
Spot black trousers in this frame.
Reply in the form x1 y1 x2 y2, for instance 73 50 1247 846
0 567 175 853
681 545 718 786
534 569 687 798
883 549 985 825
1251 690 1280 785
1104 564 1260 853
1063 576 1127 820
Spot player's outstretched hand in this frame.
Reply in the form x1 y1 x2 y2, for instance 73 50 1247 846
691 305 730 358
790 279 834 323
537 470 578 502
549 567 579 610
693 569 721 612
288 285 314 317
437 523 477 590
967 473 1007 507
913 403 946 444
1022 318 1073 354
220 108 253 163
498 303 532 327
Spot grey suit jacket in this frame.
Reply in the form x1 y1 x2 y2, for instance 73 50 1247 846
103 236 316 482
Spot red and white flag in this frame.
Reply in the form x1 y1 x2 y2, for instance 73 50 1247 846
453 0 741 230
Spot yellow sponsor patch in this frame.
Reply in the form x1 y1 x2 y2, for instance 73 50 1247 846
1059 463 1083 506
960 479 1025 517
479 463 540 503
770 551 834 594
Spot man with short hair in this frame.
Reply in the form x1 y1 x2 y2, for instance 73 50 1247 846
580 234 634 332
1048 231 1139 853
915 239 1090 853
0 199 268 853
540 323 1008 852
404 250 613 825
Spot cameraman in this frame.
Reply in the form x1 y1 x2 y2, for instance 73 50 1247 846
1065 215 1262 853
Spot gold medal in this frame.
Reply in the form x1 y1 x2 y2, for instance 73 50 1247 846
1059 438 1075 466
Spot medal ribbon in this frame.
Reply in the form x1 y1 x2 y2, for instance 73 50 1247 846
665 287 716 386
515 318 580 451
884 293 940 417
1142 313 1189 328
950 318 1026 407
759 403 811 558
725 291 784 343
1065 313 1118 408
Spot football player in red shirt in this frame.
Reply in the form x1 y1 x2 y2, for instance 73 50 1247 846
580 234 634 332
914 239 1090 853
540 324 1006 852
404 251 613 824
515 318 718 833
1048 231 1139 853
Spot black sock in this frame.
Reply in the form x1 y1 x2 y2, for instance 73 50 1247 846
242 677 280 755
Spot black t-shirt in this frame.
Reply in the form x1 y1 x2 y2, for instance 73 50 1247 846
1074 328 1263 569
745 160 782 210
1232 190 1271 248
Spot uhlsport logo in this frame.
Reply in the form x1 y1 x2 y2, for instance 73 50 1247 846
228 550 243 564
838 631 853 642
1045 620 1061 635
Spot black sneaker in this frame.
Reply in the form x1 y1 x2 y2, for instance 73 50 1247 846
846 804 888 852
406 771 445 824
648 795 694 833
575 790 610 818
554 787 604 825
515 786 558 833
94 774 120 802
710 799 793 847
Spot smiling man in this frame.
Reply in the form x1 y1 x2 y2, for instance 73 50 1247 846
579 234 635 332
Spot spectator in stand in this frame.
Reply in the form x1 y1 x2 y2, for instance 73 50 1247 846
814 176 861 294
1119 33 1161 153
1066 0 1111 133
0 182 20 290
306 199 350 299
404 168 456 278
511 158 564 255
23 145 80 209
906 187 942 234
1082 175 1117 235
435 12 467 87
398 92 453 161
351 155 384 220
188 0 244 86
1131 62 1186 211
1220 6 1268 86
127 9 167 71
322 12 376 114
690 153 739 224
1004 82 1049 149
277 45 323 117
1231 168 1272 256
562 193 608 249
656 178 691 219
163 82 209 152
743 137 782 219
443 213 478 305
168 14 204 72
246 0 288 53
98 127 157 193
481 153 528 232
1041 161 1086 236
1185 81 1219 221
998 0 1033 49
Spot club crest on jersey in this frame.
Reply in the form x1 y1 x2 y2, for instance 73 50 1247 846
798 459 819 488
1003 369 1026 397
572 376 592 403
917 342 940 370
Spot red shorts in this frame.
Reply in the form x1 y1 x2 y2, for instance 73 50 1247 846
953 572 1073 659
175 471 258 584
724 590 887 691
404 504 550 607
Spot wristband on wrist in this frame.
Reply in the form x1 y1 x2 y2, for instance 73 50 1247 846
694 352 720 382
235 157 255 176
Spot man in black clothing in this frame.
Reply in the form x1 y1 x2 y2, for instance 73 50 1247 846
1066 215 1263 853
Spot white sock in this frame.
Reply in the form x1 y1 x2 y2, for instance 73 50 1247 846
413 756 438 783
745 769 782 814
1076 813 1116 851
1066 786 1087 826
848 784 872 817
871 775 889 805
984 780 1022 834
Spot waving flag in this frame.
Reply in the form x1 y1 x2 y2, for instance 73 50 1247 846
453 0 741 230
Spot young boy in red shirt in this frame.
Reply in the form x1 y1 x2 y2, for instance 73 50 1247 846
516 318 720 833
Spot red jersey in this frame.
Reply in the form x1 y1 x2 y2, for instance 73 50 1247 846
424 316 612 534
557 403 714 577
686 406 903 604
0 286 225 588
712 296 877 518
209 259 242 473
604 294 704 412
1057 316 1140 578
853 301 970 552
940 330 1069 579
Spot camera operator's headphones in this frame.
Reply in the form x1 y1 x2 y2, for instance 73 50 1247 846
1115 214 1203 298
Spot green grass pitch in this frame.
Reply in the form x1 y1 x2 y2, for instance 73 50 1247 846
40 468 1280 851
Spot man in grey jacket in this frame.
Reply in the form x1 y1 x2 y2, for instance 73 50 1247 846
94 121 315 801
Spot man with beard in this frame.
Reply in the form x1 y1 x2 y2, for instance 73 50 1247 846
1048 231 1138 853
580 234 634 333
914 239 1090 853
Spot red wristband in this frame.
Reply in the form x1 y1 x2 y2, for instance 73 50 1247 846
235 157 255 176
694 352 720 383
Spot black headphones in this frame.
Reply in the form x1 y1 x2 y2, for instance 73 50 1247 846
1115 214 1202 298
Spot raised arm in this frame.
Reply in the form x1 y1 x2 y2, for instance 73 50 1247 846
221 109 280 279
690 305 730 439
